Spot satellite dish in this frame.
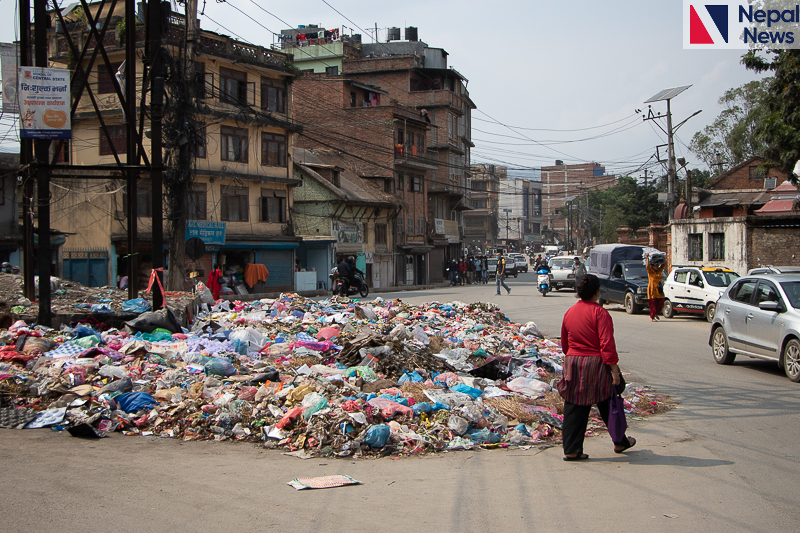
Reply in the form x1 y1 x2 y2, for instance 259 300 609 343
185 237 206 260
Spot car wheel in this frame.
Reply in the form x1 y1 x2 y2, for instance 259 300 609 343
783 338 800 382
712 327 736 365
663 299 674 318
705 302 716 323
624 292 639 314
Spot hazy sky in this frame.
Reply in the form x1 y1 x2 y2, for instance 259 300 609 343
0 0 763 176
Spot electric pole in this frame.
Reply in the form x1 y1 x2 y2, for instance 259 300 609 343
148 0 165 310
34 0 52 326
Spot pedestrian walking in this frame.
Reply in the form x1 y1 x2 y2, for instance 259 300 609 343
572 256 586 287
645 253 667 322
473 256 483 285
457 257 467 285
481 256 488 284
557 274 636 460
466 255 475 284
495 251 511 295
448 258 458 286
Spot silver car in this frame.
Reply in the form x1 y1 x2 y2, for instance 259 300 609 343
709 274 800 382
548 256 576 290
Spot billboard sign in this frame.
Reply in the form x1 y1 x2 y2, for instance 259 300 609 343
18 67 71 139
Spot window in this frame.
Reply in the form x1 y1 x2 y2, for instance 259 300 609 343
448 113 454 139
260 132 286 167
325 66 338 75
375 223 387 244
408 216 414 234
749 165 767 180
688 271 703 287
732 280 757 304
100 125 127 156
688 233 703 261
188 184 207 220
194 127 206 159
416 133 424 156
260 189 287 223
396 216 404 234
472 199 488 209
194 62 206 98
710 233 725 261
674 270 688 283
221 186 249 221
418 217 425 235
472 181 487 191
220 68 248 105
756 282 781 305
384 178 393 193
332 170 341 188
260 78 286 113
54 140 69 163
465 217 484 228
350 92 357 107
408 175 422 193
98 62 121 94
395 128 405 155
221 126 248 163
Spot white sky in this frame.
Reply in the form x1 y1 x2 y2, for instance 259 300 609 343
0 0 763 176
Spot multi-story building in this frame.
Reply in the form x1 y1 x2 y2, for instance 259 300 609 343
496 169 543 250
292 73 434 286
465 164 501 252
541 160 615 247
285 27 476 282
46 4 301 291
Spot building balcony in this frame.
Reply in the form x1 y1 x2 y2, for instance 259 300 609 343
393 146 439 170
405 89 465 112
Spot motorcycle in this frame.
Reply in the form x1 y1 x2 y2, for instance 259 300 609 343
537 269 551 297
329 268 369 298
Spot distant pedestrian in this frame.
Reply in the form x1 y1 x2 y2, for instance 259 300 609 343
572 256 586 287
557 274 636 460
466 255 475 284
457 257 467 285
481 256 489 283
495 251 511 295
474 256 483 284
448 258 458 286
645 254 667 322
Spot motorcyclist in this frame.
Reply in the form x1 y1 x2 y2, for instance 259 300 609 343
345 256 365 290
537 260 551 274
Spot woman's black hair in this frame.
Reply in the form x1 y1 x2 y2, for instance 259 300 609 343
577 274 601 300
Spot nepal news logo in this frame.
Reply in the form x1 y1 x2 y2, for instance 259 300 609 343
684 1 800 49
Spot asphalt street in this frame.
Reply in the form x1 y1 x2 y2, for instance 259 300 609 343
1 271 798 532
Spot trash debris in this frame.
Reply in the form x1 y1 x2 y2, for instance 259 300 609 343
0 293 674 457
287 475 362 490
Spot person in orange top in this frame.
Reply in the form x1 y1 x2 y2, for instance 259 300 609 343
645 254 667 322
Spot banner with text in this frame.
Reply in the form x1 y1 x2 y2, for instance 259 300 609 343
1 43 19 114
18 67 71 139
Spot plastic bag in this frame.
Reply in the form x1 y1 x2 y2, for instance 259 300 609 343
451 383 483 399
397 370 423 386
520 321 544 338
412 325 429 345
365 424 391 448
121 298 152 314
114 392 157 413
204 358 237 377
301 392 329 420
367 397 414 419
98 365 128 380
448 414 469 435
229 327 266 351
507 376 551 396
316 326 341 341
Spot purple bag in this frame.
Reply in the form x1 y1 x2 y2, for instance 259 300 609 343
607 385 627 444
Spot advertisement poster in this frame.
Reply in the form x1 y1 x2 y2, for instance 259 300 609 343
186 220 226 245
1 43 19 114
18 66 71 139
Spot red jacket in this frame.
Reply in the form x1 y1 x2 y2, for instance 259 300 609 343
560 300 619 365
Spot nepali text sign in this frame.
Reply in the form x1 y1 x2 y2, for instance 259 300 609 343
186 221 226 245
18 67 71 139
1 43 19 114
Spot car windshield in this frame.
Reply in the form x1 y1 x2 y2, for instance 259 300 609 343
703 270 739 287
624 264 647 279
551 259 572 269
780 281 800 308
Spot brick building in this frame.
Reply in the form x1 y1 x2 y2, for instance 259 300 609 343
465 164 501 251
293 74 435 286
541 161 616 246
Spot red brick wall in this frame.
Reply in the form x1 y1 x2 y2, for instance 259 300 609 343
343 55 418 74
541 163 615 235
710 159 789 190
748 225 800 269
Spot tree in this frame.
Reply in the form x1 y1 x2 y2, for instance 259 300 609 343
585 176 664 243
742 49 800 182
689 79 770 172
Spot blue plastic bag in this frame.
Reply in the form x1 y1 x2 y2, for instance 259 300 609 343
465 428 501 444
121 298 152 314
451 383 483 399
114 392 157 413
204 358 237 377
430 402 450 411
73 325 97 339
398 371 423 386
365 424 391 448
412 402 432 414
90 303 114 313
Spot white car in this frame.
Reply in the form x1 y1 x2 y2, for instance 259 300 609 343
663 266 740 322
547 256 576 290
508 253 528 273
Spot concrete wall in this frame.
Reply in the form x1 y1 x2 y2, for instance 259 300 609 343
671 217 748 274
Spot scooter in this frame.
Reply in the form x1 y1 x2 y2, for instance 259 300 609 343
330 269 369 298
537 269 551 297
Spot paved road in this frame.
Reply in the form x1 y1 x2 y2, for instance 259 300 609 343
1 272 797 532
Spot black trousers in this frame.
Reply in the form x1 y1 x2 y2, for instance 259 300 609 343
562 399 628 455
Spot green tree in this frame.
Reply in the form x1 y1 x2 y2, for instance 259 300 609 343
742 49 800 182
688 79 769 171
585 176 664 242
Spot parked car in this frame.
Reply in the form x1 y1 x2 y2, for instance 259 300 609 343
487 257 518 280
588 244 661 314
663 266 740 322
509 253 528 273
709 274 800 382
548 256 577 290
747 266 800 276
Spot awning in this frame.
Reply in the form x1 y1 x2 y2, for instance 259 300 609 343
300 236 337 244
399 245 433 254
221 242 299 250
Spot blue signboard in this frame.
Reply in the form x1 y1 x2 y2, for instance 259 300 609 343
186 221 226 245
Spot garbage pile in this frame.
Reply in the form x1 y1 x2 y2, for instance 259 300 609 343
0 294 673 457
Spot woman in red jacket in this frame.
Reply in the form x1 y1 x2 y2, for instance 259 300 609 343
557 274 636 460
